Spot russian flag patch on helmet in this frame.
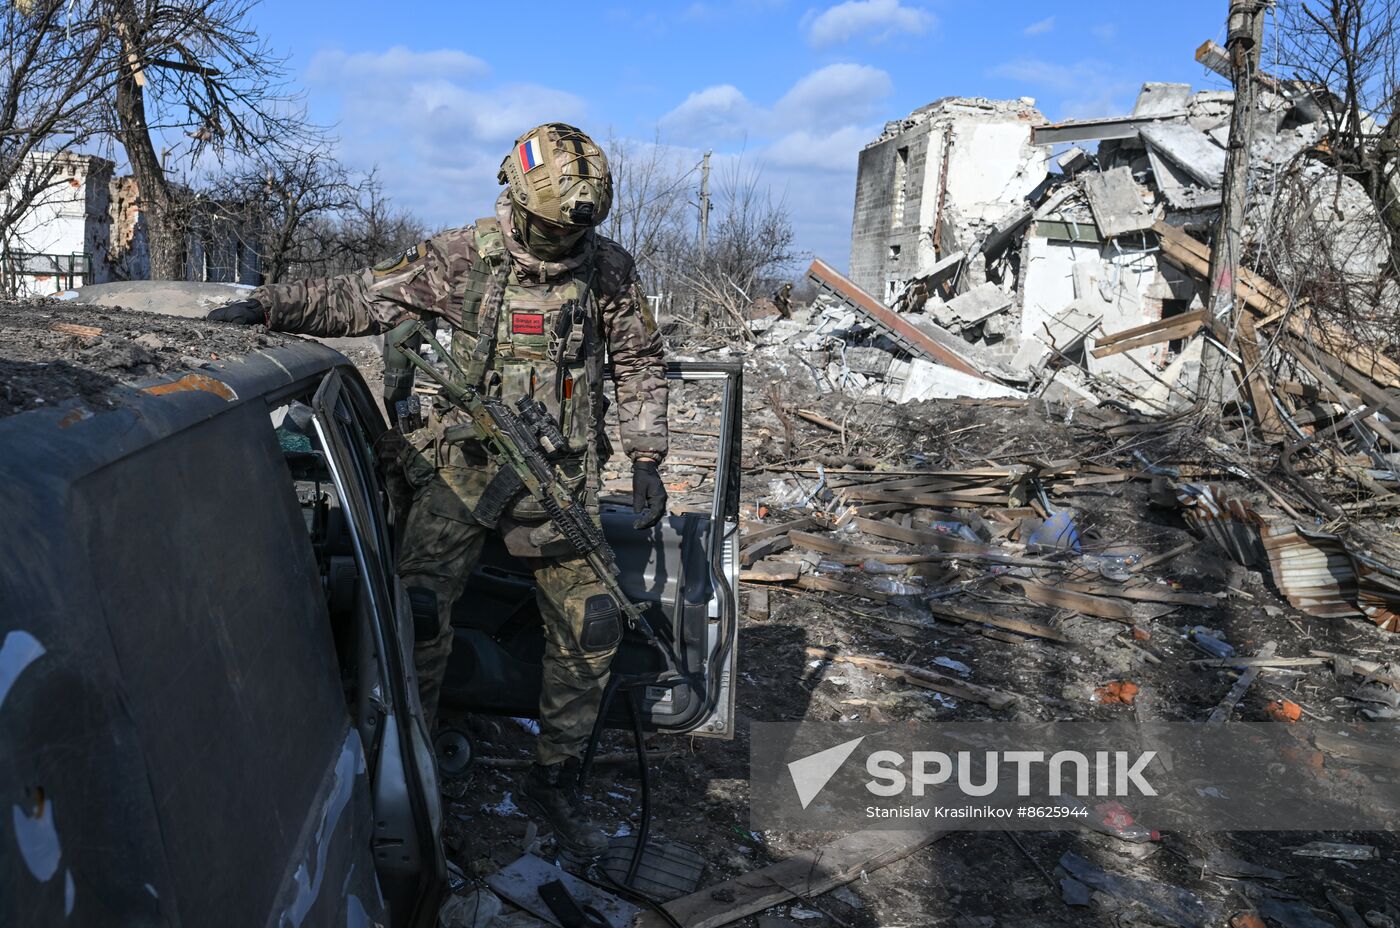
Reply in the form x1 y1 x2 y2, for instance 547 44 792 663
518 137 543 173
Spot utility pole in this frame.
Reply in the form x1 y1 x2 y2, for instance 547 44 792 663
698 150 711 258
1197 0 1267 404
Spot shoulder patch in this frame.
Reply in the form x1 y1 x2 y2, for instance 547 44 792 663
372 244 422 278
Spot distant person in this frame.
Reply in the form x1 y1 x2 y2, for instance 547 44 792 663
773 281 794 319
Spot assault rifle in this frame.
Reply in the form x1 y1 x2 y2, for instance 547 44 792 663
386 322 681 674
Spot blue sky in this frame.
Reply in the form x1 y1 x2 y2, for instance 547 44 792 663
247 0 1233 267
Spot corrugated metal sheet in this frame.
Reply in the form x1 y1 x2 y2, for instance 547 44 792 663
1173 482 1400 633
1175 483 1268 567
1261 525 1360 619
1354 554 1400 632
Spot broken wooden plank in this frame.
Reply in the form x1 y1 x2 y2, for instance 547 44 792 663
1206 641 1278 727
637 829 943 928
852 516 987 553
740 561 801 583
806 647 1018 709
1191 656 1323 668
1312 730 1400 772
1090 310 1207 358
1154 221 1400 388
997 577 1135 622
1235 312 1285 439
1130 541 1194 573
788 530 896 559
1057 581 1218 607
50 321 103 340
807 257 990 380
741 517 817 547
740 534 793 568
795 409 842 433
794 575 890 603
926 601 1071 643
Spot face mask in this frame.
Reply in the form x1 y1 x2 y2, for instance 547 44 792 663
514 203 586 260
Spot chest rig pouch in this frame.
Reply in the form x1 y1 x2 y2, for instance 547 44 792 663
449 220 607 526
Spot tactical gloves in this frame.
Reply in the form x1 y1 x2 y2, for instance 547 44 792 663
206 298 265 325
631 460 666 530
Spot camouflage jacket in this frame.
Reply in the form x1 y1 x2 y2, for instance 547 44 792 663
254 195 668 462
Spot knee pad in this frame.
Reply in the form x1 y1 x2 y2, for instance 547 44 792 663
579 594 622 652
406 586 440 642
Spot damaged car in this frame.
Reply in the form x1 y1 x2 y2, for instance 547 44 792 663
0 289 741 926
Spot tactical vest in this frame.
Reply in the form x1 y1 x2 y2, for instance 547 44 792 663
446 218 610 515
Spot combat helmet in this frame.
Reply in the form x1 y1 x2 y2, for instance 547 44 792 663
498 123 613 230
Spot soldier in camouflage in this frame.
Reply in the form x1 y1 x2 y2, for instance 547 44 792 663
208 123 668 856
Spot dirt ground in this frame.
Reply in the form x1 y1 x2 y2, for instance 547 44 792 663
441 350 1400 928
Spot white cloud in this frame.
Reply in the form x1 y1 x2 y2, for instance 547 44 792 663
658 85 758 142
1023 16 1055 36
305 46 586 230
651 63 894 262
1092 22 1117 41
306 46 488 83
803 0 934 47
989 57 1105 93
988 57 1135 120
766 125 879 172
773 63 892 131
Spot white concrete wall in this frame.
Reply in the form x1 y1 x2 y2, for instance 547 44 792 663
4 154 114 295
1021 236 1095 340
945 121 1048 225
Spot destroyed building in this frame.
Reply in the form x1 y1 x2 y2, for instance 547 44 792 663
849 96 1048 306
757 54 1395 418
1 150 261 296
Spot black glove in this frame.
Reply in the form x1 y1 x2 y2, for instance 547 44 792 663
206 297 265 325
631 460 667 530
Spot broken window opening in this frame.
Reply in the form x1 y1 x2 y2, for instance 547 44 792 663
891 146 909 228
888 244 901 261
1160 298 1192 354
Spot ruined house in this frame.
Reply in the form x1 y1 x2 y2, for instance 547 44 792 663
2 150 261 296
768 60 1388 411
849 96 1048 307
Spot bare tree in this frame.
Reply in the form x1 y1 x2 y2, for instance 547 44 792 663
1273 0 1400 270
316 175 428 276
203 159 428 284
104 0 321 279
602 133 695 292
203 151 363 283
0 1 114 253
667 159 797 343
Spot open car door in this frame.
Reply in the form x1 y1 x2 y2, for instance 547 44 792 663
442 360 743 738
310 369 448 925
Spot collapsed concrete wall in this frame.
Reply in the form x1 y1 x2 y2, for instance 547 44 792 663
849 97 1049 305
819 72 1394 410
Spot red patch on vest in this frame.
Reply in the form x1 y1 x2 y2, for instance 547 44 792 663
509 313 540 335
511 312 545 335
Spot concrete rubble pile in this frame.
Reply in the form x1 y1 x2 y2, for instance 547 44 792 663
751 50 1396 420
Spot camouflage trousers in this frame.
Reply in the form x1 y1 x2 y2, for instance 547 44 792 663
396 462 618 767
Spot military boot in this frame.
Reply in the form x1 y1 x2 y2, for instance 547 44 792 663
519 760 610 857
